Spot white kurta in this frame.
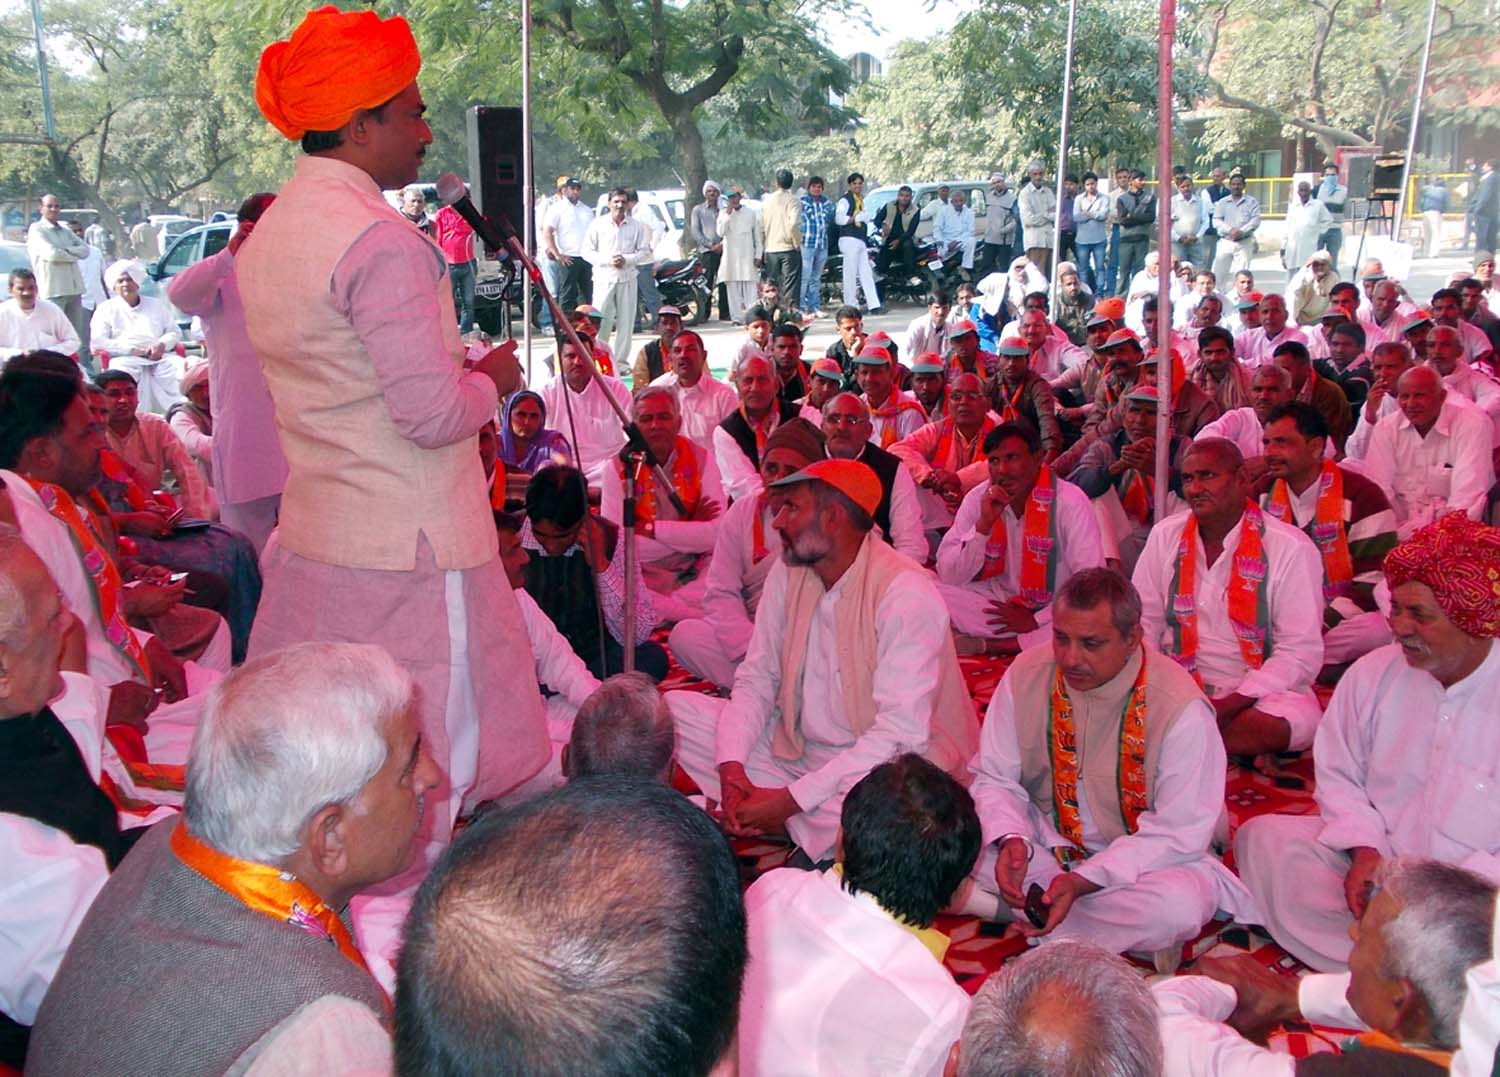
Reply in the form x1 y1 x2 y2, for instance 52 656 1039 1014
710 404 824 503
1154 972 1365 1077
1361 394 1495 537
1195 406 1335 463
648 369 738 451
1238 640 1500 971
1282 198 1332 269
508 587 601 794
668 492 779 688
969 649 1248 953
1234 325 1308 369
1440 361 1500 446
904 313 952 360
668 545 952 860
1132 509 1326 748
739 867 969 1077
0 297 79 360
536 372 634 485
1453 899 1500 1077
934 476 1103 645
89 295 184 413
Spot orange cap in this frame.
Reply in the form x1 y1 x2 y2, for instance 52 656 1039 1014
768 458 882 516
255 6 421 141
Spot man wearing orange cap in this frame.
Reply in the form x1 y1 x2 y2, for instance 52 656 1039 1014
239 5 549 984
666 457 979 864
1052 298 1125 431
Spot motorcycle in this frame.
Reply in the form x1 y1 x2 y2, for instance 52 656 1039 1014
822 234 933 309
643 254 712 326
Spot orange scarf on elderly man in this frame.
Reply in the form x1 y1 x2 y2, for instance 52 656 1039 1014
1166 498 1270 685
622 436 702 528
978 465 1059 610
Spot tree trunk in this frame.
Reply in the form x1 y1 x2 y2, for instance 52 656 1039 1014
668 106 707 256
47 145 130 260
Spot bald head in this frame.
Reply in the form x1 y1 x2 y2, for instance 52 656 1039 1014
1397 364 1446 430
1428 324 1464 374
1184 435 1245 474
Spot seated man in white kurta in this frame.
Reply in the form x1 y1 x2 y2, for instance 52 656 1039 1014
889 371 996 538
1235 514 1500 973
537 334 633 486
667 459 980 865
89 260 182 414
598 384 724 625
646 329 737 451
935 419 1103 658
738 754 976 1077
1132 437 1326 761
968 568 1251 961
0 269 79 362
668 418 824 689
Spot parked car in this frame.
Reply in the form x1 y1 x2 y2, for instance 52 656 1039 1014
0 241 31 277
141 220 233 325
863 180 994 244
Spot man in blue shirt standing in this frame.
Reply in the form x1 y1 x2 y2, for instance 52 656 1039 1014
800 175 836 317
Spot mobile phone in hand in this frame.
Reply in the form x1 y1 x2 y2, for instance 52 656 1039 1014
1024 883 1049 929
167 571 190 585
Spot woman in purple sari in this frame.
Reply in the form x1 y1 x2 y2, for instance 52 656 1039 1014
500 389 573 476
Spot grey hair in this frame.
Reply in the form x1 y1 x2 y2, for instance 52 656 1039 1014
1249 364 1290 388
1054 567 1142 637
958 940 1162 1077
184 642 414 863
1376 857 1497 1049
632 383 680 417
567 672 675 782
1371 340 1413 364
0 524 33 649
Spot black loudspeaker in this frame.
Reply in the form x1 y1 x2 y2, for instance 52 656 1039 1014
465 105 526 238
1345 156 1374 201
1372 154 1406 201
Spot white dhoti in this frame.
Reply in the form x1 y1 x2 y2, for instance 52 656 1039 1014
104 353 185 414
971 842 1228 954
1233 813 1354 972
641 554 709 625
840 235 879 309
139 658 223 766
1322 611 1391 666
725 281 757 322
1212 238 1256 283
936 580 1029 642
668 618 743 689
668 690 843 861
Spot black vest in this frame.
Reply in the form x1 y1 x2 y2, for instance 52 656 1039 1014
717 400 803 473
524 550 605 674
836 192 865 241
640 339 666 383
857 443 900 543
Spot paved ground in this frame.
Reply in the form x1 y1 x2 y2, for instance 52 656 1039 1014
513 246 1486 388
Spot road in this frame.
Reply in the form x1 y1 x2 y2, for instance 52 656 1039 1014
514 246 1484 388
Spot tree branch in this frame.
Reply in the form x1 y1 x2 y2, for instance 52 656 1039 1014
1209 87 1374 147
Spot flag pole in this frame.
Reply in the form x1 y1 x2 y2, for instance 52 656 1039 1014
1153 0 1176 523
1049 0 1079 308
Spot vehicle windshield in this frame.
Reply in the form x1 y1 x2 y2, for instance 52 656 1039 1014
662 197 685 231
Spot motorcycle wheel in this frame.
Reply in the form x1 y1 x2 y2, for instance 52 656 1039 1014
688 285 710 325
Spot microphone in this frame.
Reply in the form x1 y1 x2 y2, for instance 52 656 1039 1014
435 172 513 253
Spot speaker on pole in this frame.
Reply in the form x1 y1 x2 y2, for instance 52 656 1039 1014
465 105 526 245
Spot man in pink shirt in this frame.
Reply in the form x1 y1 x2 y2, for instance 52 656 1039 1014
433 189 477 333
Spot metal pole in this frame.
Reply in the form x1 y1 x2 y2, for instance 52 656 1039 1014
1049 0 1079 308
1392 0 1438 245
1153 0 1176 523
521 0 534 382
29 0 56 143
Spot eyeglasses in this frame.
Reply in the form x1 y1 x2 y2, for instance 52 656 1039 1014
823 414 867 427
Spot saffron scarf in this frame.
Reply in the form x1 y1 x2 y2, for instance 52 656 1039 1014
739 403 774 457
1047 647 1149 865
1346 1030 1452 1069
978 465 1058 610
1166 499 1270 684
1119 467 1153 526
626 436 702 527
932 416 995 471
1265 462 1353 601
170 823 378 988
997 378 1026 423
28 479 152 682
869 394 926 449
751 493 771 564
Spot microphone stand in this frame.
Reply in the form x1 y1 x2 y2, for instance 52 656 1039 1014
622 451 643 667
489 213 686 515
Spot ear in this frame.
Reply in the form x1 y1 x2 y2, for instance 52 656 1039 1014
942 1040 962 1077
0 642 14 703
304 802 351 880
1389 976 1428 1040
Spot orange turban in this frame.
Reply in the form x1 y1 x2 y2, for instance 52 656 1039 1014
256 6 421 141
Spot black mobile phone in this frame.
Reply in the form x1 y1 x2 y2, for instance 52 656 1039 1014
1024 883 1048 929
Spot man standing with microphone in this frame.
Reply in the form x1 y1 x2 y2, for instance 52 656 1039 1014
238 4 551 987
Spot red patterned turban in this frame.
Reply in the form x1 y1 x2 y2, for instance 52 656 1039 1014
1384 513 1500 638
